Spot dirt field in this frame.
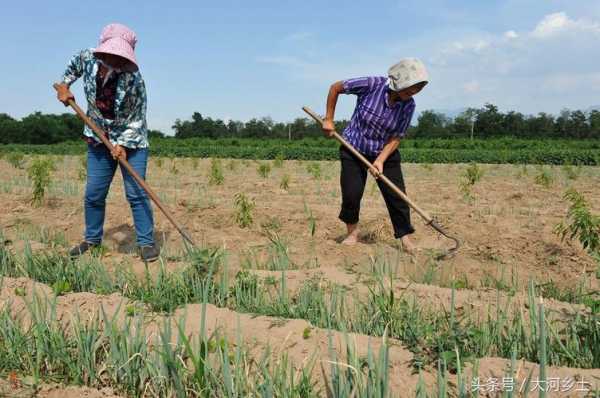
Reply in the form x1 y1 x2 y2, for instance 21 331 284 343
1 155 599 397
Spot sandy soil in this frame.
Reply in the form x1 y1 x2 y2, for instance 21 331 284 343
0 378 122 398
1 276 599 397
2 158 599 288
0 156 599 396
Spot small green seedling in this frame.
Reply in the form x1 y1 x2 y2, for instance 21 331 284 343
125 304 137 317
258 163 271 178
459 163 483 200
234 193 255 228
302 327 311 339
14 287 26 297
207 339 217 353
562 164 581 181
306 162 322 180
27 157 56 206
209 158 224 185
170 158 179 175
304 201 316 237
280 174 290 190
264 276 277 286
535 167 554 188
555 188 599 257
273 153 285 168
7 152 25 169
261 217 282 233
462 162 483 185
52 280 71 296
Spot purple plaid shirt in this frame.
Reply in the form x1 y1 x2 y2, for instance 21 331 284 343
342 76 415 156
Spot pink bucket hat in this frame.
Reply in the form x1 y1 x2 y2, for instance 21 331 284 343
94 23 138 66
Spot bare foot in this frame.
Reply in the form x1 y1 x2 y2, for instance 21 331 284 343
341 223 359 245
341 234 359 245
400 235 417 254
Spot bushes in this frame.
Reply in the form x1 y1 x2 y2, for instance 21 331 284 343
6 151 25 169
555 189 600 258
209 158 224 185
2 138 600 165
27 157 56 206
233 193 254 228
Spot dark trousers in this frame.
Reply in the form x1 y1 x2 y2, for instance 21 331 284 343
338 146 415 239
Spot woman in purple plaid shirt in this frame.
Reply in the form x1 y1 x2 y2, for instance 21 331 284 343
322 58 428 253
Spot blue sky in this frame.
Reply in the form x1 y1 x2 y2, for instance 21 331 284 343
1 0 599 133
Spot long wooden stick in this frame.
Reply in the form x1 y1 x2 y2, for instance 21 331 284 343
54 83 196 248
302 106 459 256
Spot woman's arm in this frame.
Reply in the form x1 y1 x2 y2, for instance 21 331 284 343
62 51 85 86
56 50 85 106
371 100 414 176
371 137 401 177
322 81 344 136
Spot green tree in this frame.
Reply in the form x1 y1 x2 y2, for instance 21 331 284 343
0 114 23 144
451 108 479 139
588 110 600 138
567 110 589 138
414 110 449 137
148 129 165 138
243 118 271 137
502 111 526 136
227 120 244 136
526 113 555 137
554 109 571 138
20 112 62 144
475 103 503 137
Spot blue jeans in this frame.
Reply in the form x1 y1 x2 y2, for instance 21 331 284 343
84 143 155 246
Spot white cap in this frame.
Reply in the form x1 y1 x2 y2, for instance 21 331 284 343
387 58 429 92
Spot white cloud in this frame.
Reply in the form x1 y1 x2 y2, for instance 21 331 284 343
419 10 600 112
256 8 600 116
532 12 570 38
444 38 490 55
531 12 600 38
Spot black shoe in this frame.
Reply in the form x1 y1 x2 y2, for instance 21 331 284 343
69 241 99 258
140 244 160 262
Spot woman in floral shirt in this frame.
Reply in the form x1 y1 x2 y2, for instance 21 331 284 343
56 23 159 262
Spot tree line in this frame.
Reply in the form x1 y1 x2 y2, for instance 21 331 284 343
1 103 599 145
414 104 600 139
0 113 165 145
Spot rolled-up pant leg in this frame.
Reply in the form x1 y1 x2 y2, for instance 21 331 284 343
376 151 415 239
338 147 368 224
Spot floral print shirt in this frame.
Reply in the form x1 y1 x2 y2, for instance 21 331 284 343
61 48 149 148
95 63 119 120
